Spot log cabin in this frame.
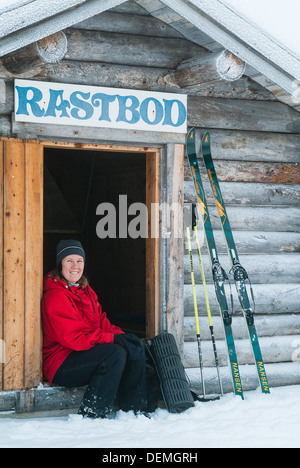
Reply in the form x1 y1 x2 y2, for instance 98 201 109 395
0 0 299 413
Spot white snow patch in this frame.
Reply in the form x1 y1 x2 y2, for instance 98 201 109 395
1 385 300 448
223 0 300 58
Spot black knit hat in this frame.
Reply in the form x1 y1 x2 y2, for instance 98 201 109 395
56 239 85 267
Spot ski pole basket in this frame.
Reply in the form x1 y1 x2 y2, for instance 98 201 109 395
146 333 195 414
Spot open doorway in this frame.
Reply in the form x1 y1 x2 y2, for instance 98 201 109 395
43 147 147 337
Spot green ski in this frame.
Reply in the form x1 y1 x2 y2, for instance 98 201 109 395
201 131 270 395
186 128 244 399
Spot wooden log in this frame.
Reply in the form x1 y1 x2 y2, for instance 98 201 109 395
186 230 300 255
183 335 299 367
184 205 300 233
187 96 300 133
183 75 276 101
64 28 205 68
2 61 273 101
0 388 15 411
0 385 87 413
191 129 300 163
0 80 14 115
0 115 11 137
112 2 151 15
184 313 300 341
12 120 186 146
225 231 300 254
216 50 246 81
184 159 300 184
1 32 67 74
175 50 245 87
2 60 271 101
74 11 184 38
184 254 300 285
34 61 176 92
184 283 300 315
212 206 300 232
186 362 300 395
15 385 86 413
184 181 300 207
3 140 25 390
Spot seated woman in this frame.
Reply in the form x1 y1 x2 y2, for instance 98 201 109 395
41 239 148 418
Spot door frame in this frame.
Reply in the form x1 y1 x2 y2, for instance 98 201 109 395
42 140 161 339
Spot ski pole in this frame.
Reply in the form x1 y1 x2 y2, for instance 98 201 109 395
192 205 224 396
187 128 244 399
186 225 206 399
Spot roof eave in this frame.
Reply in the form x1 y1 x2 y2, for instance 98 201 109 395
158 0 300 97
0 0 126 57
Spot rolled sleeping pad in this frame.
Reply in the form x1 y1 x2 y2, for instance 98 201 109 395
146 333 195 413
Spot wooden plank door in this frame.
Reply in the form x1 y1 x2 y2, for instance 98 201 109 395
1 138 43 391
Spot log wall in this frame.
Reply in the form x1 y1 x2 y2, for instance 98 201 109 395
184 128 300 394
0 3 299 398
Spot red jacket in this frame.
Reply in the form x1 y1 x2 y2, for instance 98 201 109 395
41 273 124 383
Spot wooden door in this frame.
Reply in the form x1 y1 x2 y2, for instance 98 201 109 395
0 138 43 391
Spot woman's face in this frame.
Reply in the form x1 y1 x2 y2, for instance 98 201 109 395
61 254 84 284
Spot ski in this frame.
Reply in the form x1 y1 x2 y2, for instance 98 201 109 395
186 128 244 399
201 131 270 395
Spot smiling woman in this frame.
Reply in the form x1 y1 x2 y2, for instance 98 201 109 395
41 238 148 418
56 239 86 284
62 255 84 284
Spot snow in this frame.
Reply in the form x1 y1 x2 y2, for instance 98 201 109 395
1 385 300 448
223 0 300 58
0 0 31 14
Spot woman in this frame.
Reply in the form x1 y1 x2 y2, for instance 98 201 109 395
42 239 148 418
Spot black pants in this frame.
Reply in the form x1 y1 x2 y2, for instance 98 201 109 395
53 343 147 418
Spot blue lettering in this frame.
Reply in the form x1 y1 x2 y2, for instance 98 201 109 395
44 89 70 118
15 82 187 131
91 93 117 122
140 98 164 126
70 91 93 120
15 86 44 117
116 95 140 124
163 99 187 127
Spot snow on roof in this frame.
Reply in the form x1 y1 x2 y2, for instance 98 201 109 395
223 0 300 60
0 0 86 39
0 0 126 56
0 0 32 15
159 0 300 107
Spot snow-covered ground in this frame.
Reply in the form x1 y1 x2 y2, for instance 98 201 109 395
1 385 299 448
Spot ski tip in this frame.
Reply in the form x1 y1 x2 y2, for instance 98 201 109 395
187 127 196 141
202 132 210 146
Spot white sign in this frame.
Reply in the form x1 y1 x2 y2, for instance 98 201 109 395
14 79 187 134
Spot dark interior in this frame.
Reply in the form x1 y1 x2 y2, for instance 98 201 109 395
43 147 146 337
